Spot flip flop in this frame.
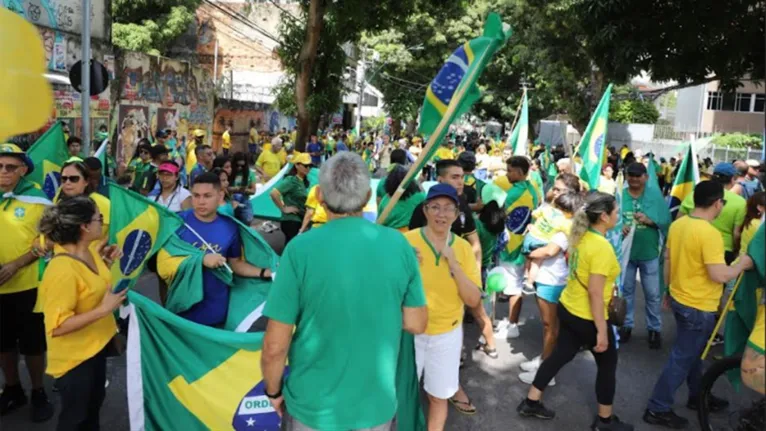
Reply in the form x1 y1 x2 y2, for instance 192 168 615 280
449 396 477 415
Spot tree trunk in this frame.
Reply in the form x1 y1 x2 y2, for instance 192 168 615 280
391 118 401 137
405 118 417 135
294 0 326 152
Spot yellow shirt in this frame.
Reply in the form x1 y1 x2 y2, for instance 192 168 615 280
434 147 455 161
256 150 283 179
493 175 512 192
529 206 572 242
305 186 327 225
248 128 257 145
405 229 481 335
40 250 117 378
559 230 620 321
277 149 287 165
749 304 765 353
222 131 231 149
1 197 48 294
667 216 725 312
740 219 762 256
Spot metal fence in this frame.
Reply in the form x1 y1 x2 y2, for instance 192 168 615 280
625 140 763 163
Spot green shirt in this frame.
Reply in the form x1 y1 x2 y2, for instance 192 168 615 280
681 189 746 251
475 214 498 269
378 191 425 230
232 170 256 188
376 176 387 200
263 217 426 430
129 159 150 189
275 175 308 222
622 189 661 261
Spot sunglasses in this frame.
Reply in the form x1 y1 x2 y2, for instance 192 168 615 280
0 163 21 173
61 175 82 183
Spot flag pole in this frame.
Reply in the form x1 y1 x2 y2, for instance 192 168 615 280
182 222 234 274
377 47 494 226
701 273 743 360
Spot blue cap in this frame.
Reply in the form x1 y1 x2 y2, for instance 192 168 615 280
426 183 460 205
713 162 737 177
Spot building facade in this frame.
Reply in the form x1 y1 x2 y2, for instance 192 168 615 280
675 79 765 134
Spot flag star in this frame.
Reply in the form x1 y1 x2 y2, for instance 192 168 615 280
246 417 255 427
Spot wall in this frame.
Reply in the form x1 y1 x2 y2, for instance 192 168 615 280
213 100 296 152
701 110 765 134
1 0 108 38
674 85 705 133
115 52 215 164
606 123 655 145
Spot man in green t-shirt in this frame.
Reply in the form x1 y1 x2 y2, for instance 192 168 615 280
620 163 670 348
261 152 427 431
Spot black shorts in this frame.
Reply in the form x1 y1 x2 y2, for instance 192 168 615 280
0 289 46 355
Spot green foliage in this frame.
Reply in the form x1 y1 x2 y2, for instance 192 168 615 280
112 0 202 54
609 99 660 124
711 133 763 149
363 114 387 131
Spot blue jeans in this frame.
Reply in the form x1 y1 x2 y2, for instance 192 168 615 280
646 298 716 412
623 258 662 331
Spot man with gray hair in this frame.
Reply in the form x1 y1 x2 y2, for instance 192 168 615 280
260 152 428 431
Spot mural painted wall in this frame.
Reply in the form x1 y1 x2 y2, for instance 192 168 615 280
1 0 108 39
116 52 215 164
213 106 296 153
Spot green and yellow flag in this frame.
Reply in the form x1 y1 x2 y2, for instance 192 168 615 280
108 183 183 292
500 181 540 265
668 142 699 219
508 90 529 156
577 84 613 191
26 122 69 200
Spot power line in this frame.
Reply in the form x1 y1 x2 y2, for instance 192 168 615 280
265 0 304 24
202 0 280 44
215 0 281 42
380 72 428 89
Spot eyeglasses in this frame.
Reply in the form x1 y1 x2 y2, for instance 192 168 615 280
425 203 458 215
0 163 21 173
61 175 82 183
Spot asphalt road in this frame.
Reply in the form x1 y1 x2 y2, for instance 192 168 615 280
0 223 752 431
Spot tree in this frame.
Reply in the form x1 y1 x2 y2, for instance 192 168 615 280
112 0 203 54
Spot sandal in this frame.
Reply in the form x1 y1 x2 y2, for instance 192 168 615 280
449 396 477 415
476 342 499 359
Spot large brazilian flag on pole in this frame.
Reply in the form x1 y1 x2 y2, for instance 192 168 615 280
667 142 699 220
377 12 511 225
577 84 613 191
508 89 529 156
26 122 69 200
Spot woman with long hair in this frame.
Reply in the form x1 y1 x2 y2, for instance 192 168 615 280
147 161 191 213
38 196 126 430
57 160 110 241
739 191 765 255
127 139 152 190
378 165 425 232
229 152 256 225
270 153 311 244
212 167 237 217
213 155 232 178
518 192 633 431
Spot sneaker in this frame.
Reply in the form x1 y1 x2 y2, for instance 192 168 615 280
648 330 662 349
507 323 520 339
30 388 54 423
0 385 27 416
643 409 689 429
591 415 634 431
687 394 729 412
711 333 724 346
476 342 499 359
519 370 555 386
522 282 536 295
516 398 555 420
618 327 632 343
520 356 542 372
494 318 510 339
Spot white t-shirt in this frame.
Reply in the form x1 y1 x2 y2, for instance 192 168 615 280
152 187 191 213
534 232 569 287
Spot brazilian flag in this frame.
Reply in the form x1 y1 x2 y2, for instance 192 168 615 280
108 183 183 292
668 142 698 220
500 181 539 265
724 223 765 386
577 84 613 191
411 13 511 187
26 122 69 199
508 90 529 156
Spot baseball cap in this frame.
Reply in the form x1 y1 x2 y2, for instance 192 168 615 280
156 130 169 139
292 153 312 166
158 161 180 174
713 162 737 177
626 162 648 176
193 129 206 138
425 183 460 206
0 143 34 174
746 159 760 168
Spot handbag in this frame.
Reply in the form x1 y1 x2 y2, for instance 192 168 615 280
574 272 627 326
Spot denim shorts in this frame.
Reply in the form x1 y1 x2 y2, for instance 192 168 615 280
522 233 548 255
535 282 565 304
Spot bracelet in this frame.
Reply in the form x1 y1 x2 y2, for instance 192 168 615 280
265 386 282 399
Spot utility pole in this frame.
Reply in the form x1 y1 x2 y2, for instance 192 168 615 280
355 48 366 136
81 0 91 154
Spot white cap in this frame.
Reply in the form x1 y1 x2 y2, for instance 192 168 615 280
746 159 760 168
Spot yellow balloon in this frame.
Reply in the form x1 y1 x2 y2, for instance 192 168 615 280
0 9 53 141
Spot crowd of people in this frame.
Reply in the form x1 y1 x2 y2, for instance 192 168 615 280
0 122 764 431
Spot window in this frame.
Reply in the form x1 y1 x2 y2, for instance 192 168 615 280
362 93 379 107
735 93 752 112
707 91 722 110
754 94 765 113
721 92 736 111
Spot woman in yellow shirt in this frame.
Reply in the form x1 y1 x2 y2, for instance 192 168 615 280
38 196 126 430
56 160 110 241
518 192 633 431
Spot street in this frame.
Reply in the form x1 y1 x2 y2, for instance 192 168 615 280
0 226 746 431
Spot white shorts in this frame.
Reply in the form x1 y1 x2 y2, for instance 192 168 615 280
497 261 524 296
415 326 462 399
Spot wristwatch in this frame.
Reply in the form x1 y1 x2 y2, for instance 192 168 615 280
265 386 282 399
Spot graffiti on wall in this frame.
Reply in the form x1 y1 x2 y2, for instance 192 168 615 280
116 52 215 164
1 0 108 39
213 109 296 152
